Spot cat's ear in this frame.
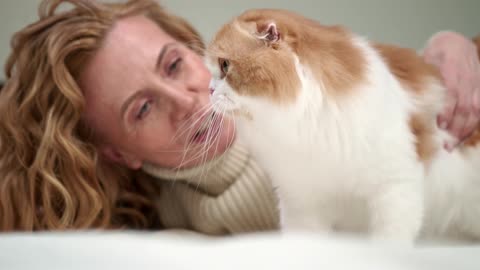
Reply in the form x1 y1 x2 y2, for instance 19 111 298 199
257 22 280 44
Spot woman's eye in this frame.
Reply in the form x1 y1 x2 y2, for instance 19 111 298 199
136 101 151 120
167 58 182 75
219 58 230 76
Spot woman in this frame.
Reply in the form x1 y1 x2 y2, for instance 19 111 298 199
0 0 478 233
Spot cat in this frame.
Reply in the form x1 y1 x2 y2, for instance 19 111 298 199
205 8 480 244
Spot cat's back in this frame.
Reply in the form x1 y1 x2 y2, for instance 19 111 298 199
374 42 480 241
421 133 480 240
322 40 480 240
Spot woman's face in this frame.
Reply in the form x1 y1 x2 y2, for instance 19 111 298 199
80 15 235 170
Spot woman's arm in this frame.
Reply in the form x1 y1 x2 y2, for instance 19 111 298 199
423 31 480 150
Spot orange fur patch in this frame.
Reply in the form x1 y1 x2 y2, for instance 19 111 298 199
208 17 301 104
208 9 366 104
409 115 438 163
375 44 442 164
463 129 480 147
239 9 366 97
374 44 441 93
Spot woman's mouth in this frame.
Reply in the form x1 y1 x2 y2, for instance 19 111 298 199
191 113 221 143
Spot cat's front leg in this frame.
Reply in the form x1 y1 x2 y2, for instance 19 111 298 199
368 181 424 244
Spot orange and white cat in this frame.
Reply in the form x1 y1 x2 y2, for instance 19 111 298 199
206 9 480 243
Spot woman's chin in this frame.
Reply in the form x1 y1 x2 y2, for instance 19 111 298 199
219 129 236 151
205 122 236 159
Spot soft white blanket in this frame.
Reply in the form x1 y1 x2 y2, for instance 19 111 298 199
0 231 478 270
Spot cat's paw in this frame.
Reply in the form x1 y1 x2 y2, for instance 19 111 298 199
368 184 424 245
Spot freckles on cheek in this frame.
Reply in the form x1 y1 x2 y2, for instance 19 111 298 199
157 122 181 146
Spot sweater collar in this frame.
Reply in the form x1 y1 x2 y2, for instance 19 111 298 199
142 139 250 195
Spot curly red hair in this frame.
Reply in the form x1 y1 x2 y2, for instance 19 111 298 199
0 0 204 231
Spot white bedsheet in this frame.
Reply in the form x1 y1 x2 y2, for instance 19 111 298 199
0 231 479 270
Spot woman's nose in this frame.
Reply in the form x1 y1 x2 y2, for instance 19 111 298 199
173 91 195 111
168 87 199 123
153 77 206 122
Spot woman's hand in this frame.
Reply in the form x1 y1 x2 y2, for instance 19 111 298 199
423 31 480 151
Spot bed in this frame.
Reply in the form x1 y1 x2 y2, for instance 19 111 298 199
0 230 479 270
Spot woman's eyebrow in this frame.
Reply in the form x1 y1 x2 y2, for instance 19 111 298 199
155 42 175 71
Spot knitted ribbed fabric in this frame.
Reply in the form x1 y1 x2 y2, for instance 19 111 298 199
142 140 280 235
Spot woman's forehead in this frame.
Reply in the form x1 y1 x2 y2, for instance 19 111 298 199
105 15 176 53
80 15 174 96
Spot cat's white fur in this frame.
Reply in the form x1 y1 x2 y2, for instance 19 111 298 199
208 34 480 244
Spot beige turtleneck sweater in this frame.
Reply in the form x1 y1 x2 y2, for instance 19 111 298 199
142 140 280 235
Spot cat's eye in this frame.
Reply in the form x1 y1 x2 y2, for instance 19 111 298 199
219 58 230 77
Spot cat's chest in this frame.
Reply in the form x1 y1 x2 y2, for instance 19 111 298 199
240 113 358 181
242 102 320 142
238 113 319 158
238 99 392 190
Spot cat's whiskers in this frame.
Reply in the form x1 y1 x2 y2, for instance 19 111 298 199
168 103 216 184
172 100 226 173
173 119 213 168
186 102 221 166
170 103 214 144
196 107 226 189
197 108 238 189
